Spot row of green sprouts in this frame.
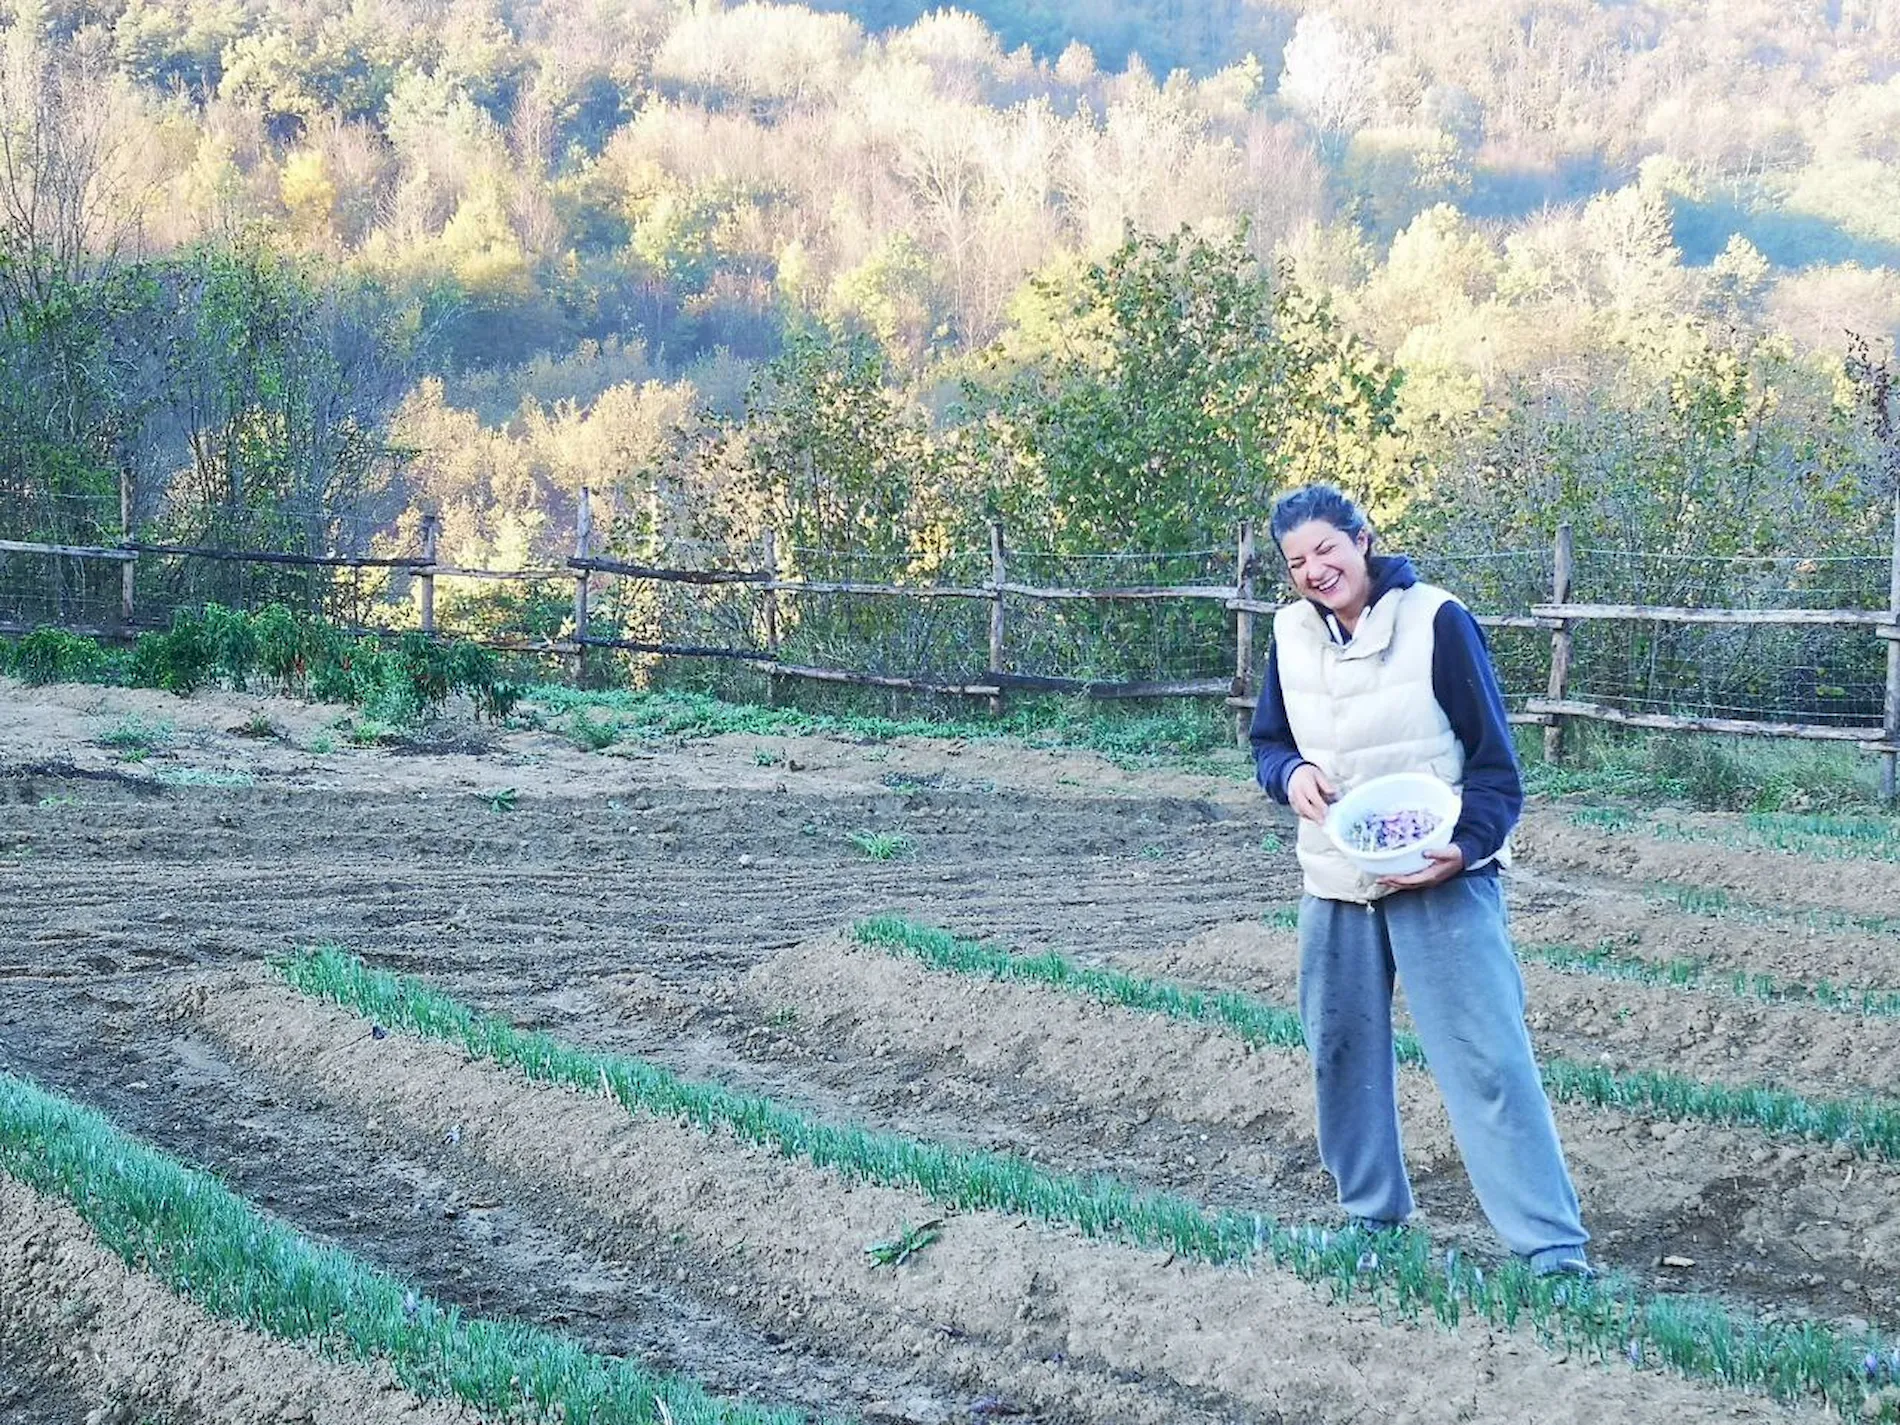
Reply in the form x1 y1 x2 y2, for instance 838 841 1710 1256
0 1072 813 1425
274 945 1897 1416
1569 807 1900 862
1521 938 1900 1019
853 918 1900 1159
1276 892 1900 1017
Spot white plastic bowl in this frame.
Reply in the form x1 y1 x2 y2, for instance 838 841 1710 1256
1323 772 1462 877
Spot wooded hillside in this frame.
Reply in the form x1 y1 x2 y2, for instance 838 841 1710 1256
2 0 1897 596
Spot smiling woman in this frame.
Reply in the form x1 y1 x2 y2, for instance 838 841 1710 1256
1247 482 1593 1280
1276 499 1376 633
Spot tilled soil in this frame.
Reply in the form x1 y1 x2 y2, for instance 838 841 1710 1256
1111 921 1900 1104
0 994 924 1419
0 1347 92 1425
1508 867 1900 993
740 935 1900 1327
1513 813 1900 918
187 972 1828 1425
2 680 1898 1422
0 1176 479 1425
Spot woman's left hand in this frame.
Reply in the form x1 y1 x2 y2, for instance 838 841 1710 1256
1378 845 1465 889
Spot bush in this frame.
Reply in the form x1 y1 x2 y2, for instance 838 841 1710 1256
6 627 110 685
128 609 218 694
6 608 515 725
252 603 309 688
201 603 259 687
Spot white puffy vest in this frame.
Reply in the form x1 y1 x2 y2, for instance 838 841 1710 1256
1273 581 1502 903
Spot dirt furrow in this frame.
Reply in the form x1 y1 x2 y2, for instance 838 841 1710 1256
0 854 1274 997
0 1349 94 1425
187 968 1836 1425
1514 814 1900 917
740 936 1900 1326
1112 922 1900 1102
0 1174 480 1425
0 980 926 1420
1508 879 1900 994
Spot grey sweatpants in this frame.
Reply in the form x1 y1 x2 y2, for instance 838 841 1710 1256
1297 874 1588 1264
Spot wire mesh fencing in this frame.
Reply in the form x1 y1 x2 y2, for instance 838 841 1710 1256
1561 548 1892 729
1415 548 1556 703
3 511 1895 748
772 543 992 680
0 552 125 631
1006 548 1237 685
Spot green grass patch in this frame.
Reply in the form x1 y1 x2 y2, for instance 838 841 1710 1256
521 686 1245 769
0 1071 813 1425
851 918 1900 1164
1523 941 1900 1020
1567 808 1900 863
151 766 256 789
1518 726 1882 813
275 945 1898 1414
95 715 175 755
845 829 915 861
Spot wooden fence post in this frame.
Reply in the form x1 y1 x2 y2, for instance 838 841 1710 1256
118 468 135 630
988 520 1006 719
572 486 593 686
1543 522 1575 765
1232 521 1256 748
761 526 780 706
418 513 439 635
1884 489 1899 804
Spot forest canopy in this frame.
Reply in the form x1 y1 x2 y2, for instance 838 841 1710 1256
2 0 1897 590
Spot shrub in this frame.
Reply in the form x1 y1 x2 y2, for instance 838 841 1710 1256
128 609 219 694
7 627 110 685
7 607 514 726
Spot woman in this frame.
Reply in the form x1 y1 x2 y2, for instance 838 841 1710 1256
1248 483 1591 1277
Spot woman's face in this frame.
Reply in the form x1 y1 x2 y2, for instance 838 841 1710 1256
1279 518 1373 623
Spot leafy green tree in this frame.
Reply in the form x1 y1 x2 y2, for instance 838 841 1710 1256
153 242 412 557
728 328 946 566
961 227 1411 554
1401 331 1879 568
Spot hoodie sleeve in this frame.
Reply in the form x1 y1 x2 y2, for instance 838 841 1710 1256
1248 643 1307 804
1431 601 1524 866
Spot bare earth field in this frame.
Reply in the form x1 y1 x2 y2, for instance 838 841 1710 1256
2 677 1896 1423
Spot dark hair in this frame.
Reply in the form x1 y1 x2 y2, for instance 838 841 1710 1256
1268 484 1371 549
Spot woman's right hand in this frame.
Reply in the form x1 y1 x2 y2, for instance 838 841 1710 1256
1286 763 1337 823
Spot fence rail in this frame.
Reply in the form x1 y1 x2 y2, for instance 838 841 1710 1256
4 487 1899 800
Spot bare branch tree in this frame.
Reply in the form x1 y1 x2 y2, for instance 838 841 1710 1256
0 26 148 324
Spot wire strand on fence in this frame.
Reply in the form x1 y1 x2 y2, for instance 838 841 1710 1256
4 523 1896 748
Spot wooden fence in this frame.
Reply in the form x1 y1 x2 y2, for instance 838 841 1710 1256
4 488 1899 800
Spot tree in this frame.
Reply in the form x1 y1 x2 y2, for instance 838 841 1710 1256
826 233 939 367
963 226 1412 554
0 26 158 543
1 25 146 315
152 242 413 559
1278 13 1381 137
727 329 946 563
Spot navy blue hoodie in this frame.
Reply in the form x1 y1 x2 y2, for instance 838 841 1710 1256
1247 554 1523 873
